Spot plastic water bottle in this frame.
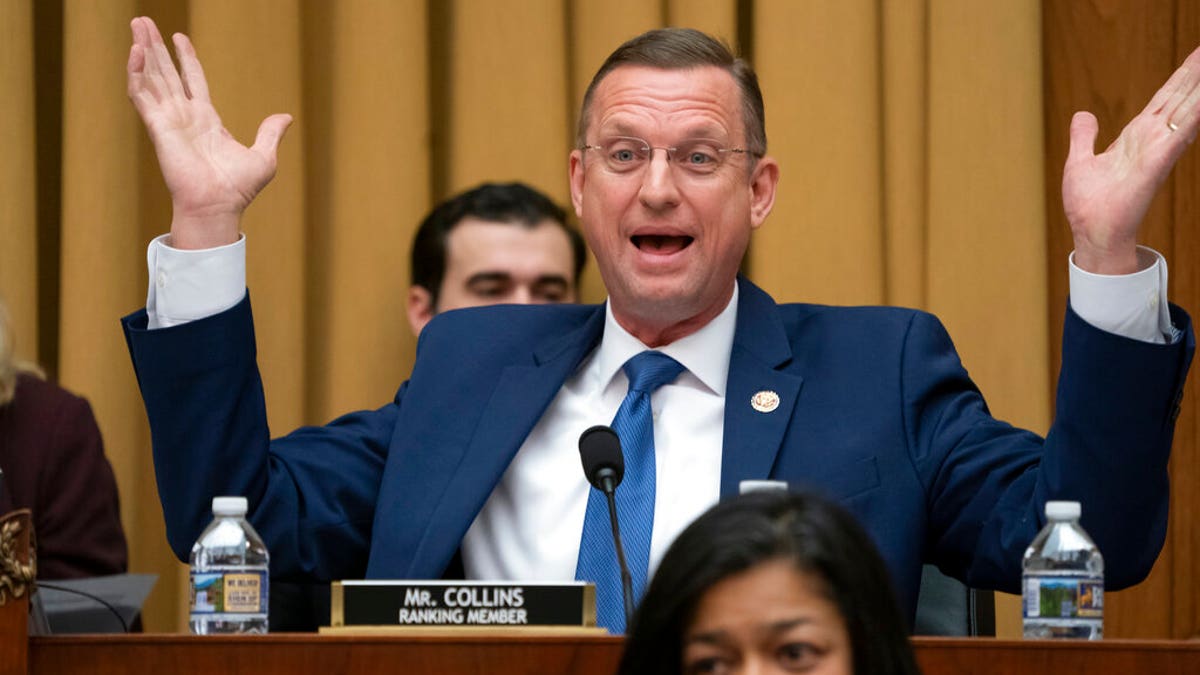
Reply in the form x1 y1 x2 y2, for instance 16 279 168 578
190 496 269 634
1022 500 1103 639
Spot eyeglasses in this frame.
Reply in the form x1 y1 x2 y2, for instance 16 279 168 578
580 136 756 176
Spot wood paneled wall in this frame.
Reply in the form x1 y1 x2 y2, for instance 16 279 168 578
1043 0 1199 639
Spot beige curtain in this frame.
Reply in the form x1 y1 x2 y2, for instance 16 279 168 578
4 0 1045 633
1 0 38 357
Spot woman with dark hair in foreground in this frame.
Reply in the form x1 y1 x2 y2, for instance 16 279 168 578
619 490 921 675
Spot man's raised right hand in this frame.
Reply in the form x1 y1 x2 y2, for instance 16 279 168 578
127 16 291 250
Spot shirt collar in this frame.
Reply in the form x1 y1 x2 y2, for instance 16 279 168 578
596 284 738 397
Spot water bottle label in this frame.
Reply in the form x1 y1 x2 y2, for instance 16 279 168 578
191 570 268 614
1023 575 1103 619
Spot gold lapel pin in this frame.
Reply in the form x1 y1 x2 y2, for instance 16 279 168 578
750 390 780 413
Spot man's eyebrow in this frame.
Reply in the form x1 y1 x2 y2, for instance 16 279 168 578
465 271 513 286
679 123 727 139
532 276 569 288
601 121 639 136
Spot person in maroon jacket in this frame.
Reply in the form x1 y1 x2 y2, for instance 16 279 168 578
0 299 127 579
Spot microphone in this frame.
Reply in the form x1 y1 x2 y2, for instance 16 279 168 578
580 425 623 492
578 425 635 629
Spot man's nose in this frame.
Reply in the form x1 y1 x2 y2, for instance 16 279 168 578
510 286 533 305
638 150 681 212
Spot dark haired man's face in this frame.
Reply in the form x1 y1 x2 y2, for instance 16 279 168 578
406 217 578 335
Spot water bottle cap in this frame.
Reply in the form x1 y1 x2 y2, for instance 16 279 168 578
1045 500 1081 520
212 496 248 516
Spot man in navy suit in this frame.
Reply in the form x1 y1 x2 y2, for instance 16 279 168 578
122 18 1196 628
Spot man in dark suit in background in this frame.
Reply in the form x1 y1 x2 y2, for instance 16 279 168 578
122 17 1196 632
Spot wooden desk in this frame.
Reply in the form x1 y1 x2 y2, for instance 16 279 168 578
22 635 1200 675
913 638 1200 674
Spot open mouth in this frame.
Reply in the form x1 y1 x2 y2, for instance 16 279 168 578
631 235 694 254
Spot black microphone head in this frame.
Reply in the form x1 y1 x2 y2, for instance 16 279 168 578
578 425 624 490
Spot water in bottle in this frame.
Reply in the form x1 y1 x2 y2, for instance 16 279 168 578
190 496 269 634
1022 500 1103 639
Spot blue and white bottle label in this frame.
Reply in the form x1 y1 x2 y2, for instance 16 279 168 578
1023 575 1103 619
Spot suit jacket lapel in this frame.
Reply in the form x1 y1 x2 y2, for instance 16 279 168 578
720 278 804 497
406 306 606 575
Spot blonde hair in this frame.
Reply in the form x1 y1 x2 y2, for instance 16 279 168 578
0 297 43 406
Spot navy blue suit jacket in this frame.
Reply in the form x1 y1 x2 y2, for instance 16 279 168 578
122 277 1193 618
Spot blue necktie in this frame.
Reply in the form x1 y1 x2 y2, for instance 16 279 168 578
576 351 685 633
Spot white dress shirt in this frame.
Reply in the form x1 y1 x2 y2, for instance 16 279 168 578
143 234 1177 580
461 286 736 582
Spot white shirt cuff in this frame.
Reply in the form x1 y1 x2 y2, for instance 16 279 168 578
146 233 247 329
1069 245 1176 344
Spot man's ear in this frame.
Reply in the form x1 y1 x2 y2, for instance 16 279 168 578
749 156 780 229
407 285 436 336
568 149 585 217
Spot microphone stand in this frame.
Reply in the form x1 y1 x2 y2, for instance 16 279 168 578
579 425 636 631
600 474 635 629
